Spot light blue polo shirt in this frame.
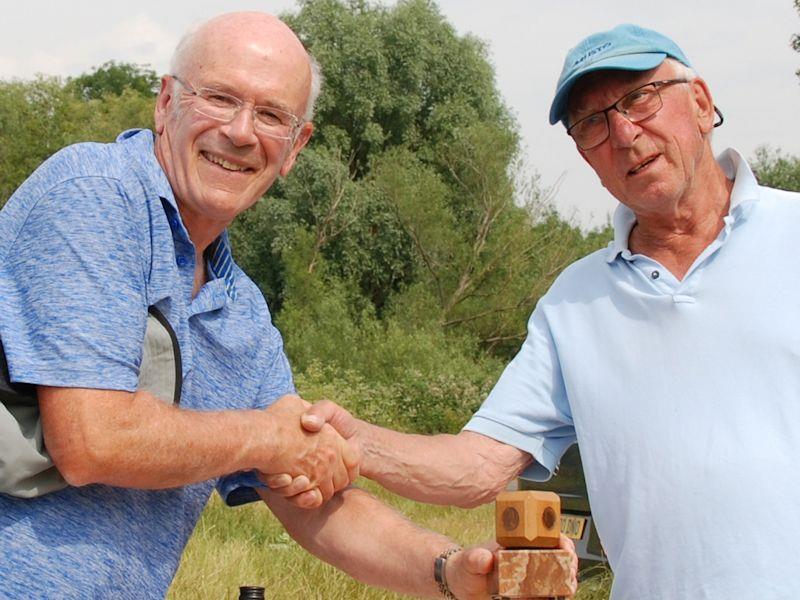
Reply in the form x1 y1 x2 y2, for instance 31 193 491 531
0 130 294 598
465 149 800 599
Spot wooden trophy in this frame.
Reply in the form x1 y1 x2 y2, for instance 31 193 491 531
494 491 575 599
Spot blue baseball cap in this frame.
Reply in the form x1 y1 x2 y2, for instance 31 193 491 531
549 24 692 127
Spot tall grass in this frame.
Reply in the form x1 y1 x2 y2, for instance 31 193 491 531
168 480 611 599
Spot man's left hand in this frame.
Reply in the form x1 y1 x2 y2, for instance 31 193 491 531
444 543 498 600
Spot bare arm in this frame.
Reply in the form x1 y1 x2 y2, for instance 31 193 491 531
39 387 359 502
358 426 531 508
267 401 531 508
262 486 577 599
259 486 497 599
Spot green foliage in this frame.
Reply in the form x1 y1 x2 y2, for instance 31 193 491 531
284 0 507 176
236 0 613 433
274 230 502 433
0 77 70 202
751 146 800 191
0 67 154 206
67 60 159 100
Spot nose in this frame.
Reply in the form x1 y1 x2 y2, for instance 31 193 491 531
220 105 259 147
606 109 641 149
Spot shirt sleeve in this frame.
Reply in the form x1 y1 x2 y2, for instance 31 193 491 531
463 302 576 481
0 176 148 391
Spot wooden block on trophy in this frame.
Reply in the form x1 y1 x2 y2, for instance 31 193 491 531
495 490 560 549
495 549 575 598
494 491 574 599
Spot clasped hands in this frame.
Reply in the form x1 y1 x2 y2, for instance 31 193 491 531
258 395 360 509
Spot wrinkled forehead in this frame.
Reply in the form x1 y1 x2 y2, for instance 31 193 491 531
179 18 311 111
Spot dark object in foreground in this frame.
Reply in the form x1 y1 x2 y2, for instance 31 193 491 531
239 586 265 599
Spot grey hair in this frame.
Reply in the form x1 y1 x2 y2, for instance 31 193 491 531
663 58 718 140
304 53 323 122
168 19 324 123
664 57 697 81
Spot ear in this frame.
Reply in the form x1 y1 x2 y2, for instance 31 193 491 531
689 77 715 135
153 76 175 135
279 122 314 177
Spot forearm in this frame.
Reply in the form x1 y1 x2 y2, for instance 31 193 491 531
358 424 531 508
261 487 455 598
39 386 274 488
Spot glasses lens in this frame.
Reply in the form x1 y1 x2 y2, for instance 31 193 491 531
252 107 297 140
570 113 608 150
619 85 661 121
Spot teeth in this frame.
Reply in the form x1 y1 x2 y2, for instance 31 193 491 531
202 152 246 172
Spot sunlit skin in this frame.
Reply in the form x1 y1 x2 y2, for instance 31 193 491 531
568 61 733 279
153 13 313 293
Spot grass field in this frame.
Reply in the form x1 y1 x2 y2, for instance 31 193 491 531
167 480 611 599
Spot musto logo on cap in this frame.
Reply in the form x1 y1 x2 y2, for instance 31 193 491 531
572 41 612 68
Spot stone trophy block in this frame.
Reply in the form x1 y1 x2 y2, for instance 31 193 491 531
494 491 575 599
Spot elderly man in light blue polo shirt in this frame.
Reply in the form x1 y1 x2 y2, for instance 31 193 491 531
298 24 800 599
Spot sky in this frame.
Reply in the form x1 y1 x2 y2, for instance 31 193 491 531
2 0 799 229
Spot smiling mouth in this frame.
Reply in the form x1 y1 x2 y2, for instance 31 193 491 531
628 155 658 176
201 151 252 173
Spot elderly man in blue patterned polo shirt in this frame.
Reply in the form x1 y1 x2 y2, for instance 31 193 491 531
0 11 552 600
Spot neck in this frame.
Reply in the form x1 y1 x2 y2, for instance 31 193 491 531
628 160 733 280
181 211 225 299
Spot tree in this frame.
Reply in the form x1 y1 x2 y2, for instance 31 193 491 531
232 0 614 392
751 146 800 191
67 61 158 100
0 76 154 206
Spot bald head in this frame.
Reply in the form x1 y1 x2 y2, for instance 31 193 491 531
170 12 322 121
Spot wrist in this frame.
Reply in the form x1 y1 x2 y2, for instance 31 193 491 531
433 545 462 600
239 409 277 472
357 420 383 478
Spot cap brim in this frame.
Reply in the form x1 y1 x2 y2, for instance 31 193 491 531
549 52 667 126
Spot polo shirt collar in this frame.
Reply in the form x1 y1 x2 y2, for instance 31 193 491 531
117 129 238 301
206 233 238 301
604 147 758 263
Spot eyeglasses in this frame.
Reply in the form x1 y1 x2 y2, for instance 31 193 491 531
567 78 689 150
171 76 302 141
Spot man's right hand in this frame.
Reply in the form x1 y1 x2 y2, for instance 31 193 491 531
257 395 361 508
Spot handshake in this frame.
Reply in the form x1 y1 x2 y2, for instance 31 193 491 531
256 394 362 508
252 395 579 600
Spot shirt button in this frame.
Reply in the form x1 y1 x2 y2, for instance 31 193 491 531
651 270 660 280
176 256 188 268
